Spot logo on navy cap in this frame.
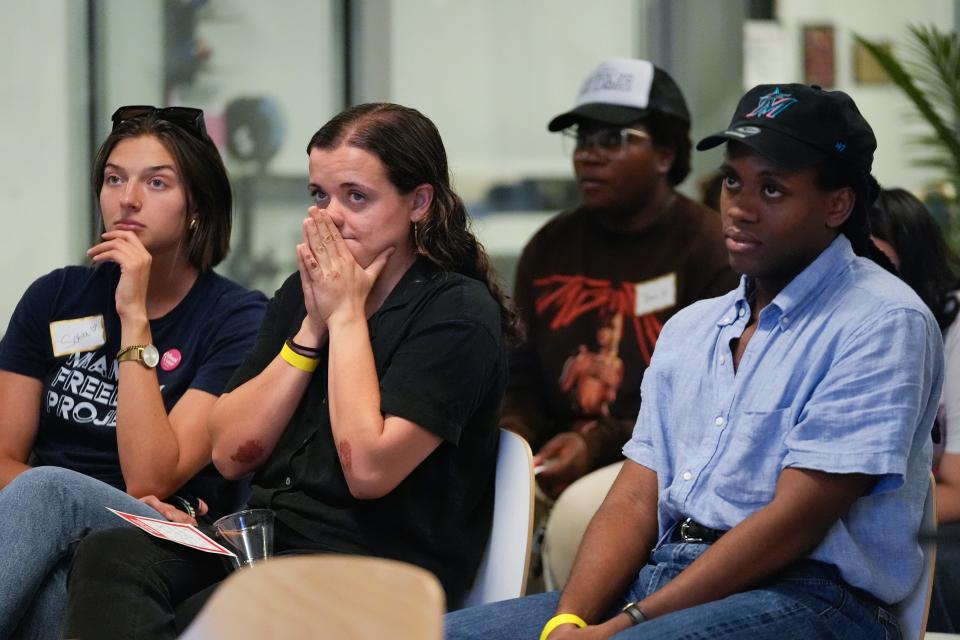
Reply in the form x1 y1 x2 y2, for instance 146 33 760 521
745 87 798 119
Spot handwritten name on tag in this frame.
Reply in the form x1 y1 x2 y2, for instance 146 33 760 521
49 315 106 357
634 274 677 317
107 508 235 556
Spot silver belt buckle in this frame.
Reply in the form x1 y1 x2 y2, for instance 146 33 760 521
679 518 705 543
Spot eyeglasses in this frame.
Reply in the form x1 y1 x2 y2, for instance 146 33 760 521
561 126 650 156
110 105 208 141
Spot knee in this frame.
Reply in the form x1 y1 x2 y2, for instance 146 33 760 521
445 593 561 640
69 528 141 583
4 466 87 503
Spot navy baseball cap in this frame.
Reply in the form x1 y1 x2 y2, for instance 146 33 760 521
548 59 691 132
696 84 877 171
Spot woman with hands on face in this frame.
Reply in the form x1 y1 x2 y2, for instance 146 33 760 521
0 106 266 639
63 103 521 640
294 207 395 352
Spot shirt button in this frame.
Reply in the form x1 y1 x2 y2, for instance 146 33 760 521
715 416 725 427
719 356 726 365
682 471 692 481
781 316 790 326
284 477 292 486
738 308 745 317
722 316 731 323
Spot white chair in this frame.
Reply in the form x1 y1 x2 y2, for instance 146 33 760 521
542 461 623 591
461 428 535 607
893 472 938 640
178 555 445 640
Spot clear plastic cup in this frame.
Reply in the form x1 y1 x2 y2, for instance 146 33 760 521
213 508 275 569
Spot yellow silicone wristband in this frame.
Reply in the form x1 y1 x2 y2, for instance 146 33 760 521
539 613 588 640
280 342 319 373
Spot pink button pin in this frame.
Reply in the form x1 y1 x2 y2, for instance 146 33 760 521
160 348 182 372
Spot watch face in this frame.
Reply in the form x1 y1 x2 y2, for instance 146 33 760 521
142 344 160 368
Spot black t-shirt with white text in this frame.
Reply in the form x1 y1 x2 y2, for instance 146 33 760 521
0 263 267 517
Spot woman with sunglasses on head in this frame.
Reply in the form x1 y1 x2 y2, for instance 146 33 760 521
64 102 516 639
0 106 266 639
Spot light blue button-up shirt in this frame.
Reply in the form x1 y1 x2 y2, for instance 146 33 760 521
624 235 943 604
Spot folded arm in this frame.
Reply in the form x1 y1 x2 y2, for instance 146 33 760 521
326 311 442 499
937 452 960 523
551 460 660 628
114 318 221 498
208 330 320 479
0 371 42 488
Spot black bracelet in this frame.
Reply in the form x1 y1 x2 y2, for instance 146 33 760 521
170 495 197 519
286 337 322 357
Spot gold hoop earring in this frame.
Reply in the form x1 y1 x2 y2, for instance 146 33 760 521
413 222 426 255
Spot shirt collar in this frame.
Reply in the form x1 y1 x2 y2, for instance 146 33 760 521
717 278 752 327
377 257 441 314
719 235 855 328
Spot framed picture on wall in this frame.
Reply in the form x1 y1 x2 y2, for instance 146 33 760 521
803 24 836 87
853 39 892 84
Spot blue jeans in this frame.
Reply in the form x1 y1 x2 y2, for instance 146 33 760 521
445 542 901 640
0 467 161 640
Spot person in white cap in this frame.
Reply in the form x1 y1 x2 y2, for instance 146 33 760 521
502 60 735 588
503 59 735 507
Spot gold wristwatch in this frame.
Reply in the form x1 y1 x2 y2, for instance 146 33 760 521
117 344 160 369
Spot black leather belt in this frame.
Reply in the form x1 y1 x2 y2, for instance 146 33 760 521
676 517 727 543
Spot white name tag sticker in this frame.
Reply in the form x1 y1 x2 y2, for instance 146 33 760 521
49 315 106 357
634 274 677 316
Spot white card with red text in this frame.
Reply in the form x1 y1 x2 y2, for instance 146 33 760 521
107 508 235 557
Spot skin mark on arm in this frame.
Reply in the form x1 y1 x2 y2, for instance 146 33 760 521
230 439 265 464
338 439 352 472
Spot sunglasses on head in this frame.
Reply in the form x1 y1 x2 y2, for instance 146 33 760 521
110 105 208 141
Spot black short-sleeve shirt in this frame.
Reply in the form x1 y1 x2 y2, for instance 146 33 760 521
228 258 507 604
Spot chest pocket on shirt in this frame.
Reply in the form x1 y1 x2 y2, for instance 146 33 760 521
712 407 792 507
734 377 799 413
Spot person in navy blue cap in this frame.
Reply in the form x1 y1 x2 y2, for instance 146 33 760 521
446 83 942 639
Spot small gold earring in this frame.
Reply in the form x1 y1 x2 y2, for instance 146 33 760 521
189 218 198 232
413 222 426 255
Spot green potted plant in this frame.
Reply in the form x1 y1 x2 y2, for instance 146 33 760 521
855 26 960 249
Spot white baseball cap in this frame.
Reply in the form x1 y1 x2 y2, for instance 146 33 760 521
548 58 691 131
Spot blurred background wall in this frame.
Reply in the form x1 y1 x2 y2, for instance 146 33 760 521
1 0 957 331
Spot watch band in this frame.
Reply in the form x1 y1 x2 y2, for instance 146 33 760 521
117 344 143 360
621 602 648 626
116 344 160 368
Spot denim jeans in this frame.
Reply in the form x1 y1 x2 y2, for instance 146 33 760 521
445 542 902 640
0 467 161 640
